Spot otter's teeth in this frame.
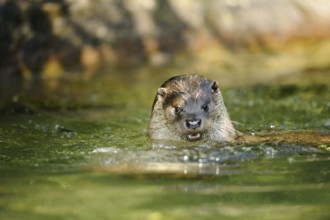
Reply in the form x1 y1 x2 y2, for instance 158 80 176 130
187 133 201 141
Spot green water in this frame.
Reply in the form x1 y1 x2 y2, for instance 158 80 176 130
0 69 329 220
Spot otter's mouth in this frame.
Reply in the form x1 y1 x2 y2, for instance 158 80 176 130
187 133 202 141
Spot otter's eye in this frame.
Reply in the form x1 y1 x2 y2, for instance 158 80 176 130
174 107 183 115
201 104 209 112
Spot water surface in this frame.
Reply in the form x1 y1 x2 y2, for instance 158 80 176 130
0 69 329 220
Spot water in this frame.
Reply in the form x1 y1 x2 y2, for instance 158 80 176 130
0 69 329 220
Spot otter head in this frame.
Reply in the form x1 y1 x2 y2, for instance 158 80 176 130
148 74 236 142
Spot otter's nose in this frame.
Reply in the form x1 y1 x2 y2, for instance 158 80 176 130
185 118 202 129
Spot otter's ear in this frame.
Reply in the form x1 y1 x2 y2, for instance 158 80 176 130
156 87 167 101
211 81 219 93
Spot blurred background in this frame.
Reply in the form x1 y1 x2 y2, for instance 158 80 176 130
1 0 330 81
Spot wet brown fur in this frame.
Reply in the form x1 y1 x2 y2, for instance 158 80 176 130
148 74 238 142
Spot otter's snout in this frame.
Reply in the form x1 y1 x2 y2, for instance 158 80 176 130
185 118 202 129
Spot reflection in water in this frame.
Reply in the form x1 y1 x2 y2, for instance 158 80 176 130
89 141 324 175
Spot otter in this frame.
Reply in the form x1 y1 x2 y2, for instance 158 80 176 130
148 74 239 142
148 74 330 146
